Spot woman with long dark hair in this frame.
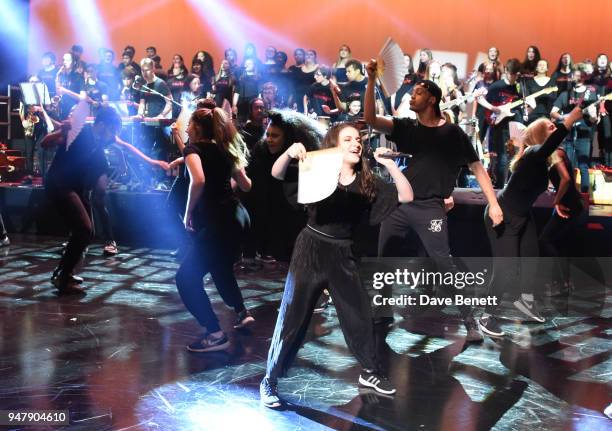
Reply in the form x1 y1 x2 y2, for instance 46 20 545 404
551 52 573 93
521 45 541 79
175 107 254 352
259 122 414 408
478 106 583 337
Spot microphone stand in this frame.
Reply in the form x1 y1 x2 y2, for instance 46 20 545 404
133 81 182 107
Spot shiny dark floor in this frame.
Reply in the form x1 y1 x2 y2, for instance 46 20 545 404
0 236 610 431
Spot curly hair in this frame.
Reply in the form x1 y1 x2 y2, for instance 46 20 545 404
266 109 326 152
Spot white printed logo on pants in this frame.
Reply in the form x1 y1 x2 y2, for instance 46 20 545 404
428 219 443 233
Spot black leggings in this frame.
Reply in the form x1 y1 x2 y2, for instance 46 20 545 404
0 212 7 237
91 174 114 242
48 187 93 276
175 207 249 333
266 228 378 382
484 204 538 314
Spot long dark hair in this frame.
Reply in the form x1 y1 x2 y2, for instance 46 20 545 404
555 52 573 73
322 122 376 202
522 45 541 74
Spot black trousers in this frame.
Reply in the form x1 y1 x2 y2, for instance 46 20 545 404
47 186 93 276
0 212 7 237
377 199 472 319
266 228 378 382
90 174 114 242
484 204 538 314
489 125 511 189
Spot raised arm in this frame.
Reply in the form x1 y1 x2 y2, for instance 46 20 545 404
364 59 393 133
271 142 306 180
373 148 413 203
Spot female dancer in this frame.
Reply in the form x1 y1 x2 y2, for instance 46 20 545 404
260 122 414 408
478 106 583 337
175 107 254 352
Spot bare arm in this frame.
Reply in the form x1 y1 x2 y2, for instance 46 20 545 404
271 143 306 180
364 59 393 133
469 160 503 226
184 153 205 231
232 167 252 192
330 80 346 112
114 136 169 169
303 94 309 115
373 148 413 203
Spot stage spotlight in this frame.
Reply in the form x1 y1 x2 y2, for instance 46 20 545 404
65 0 111 55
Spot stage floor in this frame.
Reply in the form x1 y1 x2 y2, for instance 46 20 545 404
0 236 610 431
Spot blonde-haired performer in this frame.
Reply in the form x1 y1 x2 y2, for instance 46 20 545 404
176 107 254 353
478 106 584 337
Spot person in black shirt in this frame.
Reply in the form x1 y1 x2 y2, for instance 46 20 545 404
260 122 413 408
119 68 140 116
332 59 368 114
478 58 523 188
118 50 141 77
551 66 600 192
365 60 503 341
525 59 557 123
212 59 235 109
40 107 122 294
520 45 541 79
55 52 85 120
96 49 121 100
167 54 189 118
478 107 583 337
233 58 261 125
37 52 58 97
83 65 109 115
304 65 335 116
239 98 267 151
176 107 253 353
551 53 573 94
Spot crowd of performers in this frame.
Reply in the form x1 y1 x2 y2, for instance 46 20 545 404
12 41 611 407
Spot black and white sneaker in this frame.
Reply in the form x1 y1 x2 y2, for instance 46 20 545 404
187 332 230 352
313 293 330 313
260 377 282 408
513 298 545 323
233 310 255 329
478 315 505 337
464 317 484 342
358 371 396 395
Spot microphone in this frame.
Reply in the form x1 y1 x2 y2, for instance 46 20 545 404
132 76 149 92
377 151 412 159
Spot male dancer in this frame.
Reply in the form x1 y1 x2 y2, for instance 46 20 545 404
364 59 504 341
40 107 122 293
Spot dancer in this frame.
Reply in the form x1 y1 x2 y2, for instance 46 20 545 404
260 122 414 408
40 107 122 294
175 107 254 353
364 59 503 341
478 106 584 337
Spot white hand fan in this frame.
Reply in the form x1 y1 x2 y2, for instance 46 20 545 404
66 98 90 150
377 38 407 98
508 121 527 144
297 148 343 204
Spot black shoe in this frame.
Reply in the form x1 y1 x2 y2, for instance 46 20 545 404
0 235 9 247
358 371 396 395
52 272 84 286
53 275 86 295
260 377 282 408
186 332 230 352
464 317 484 342
513 298 545 323
233 310 255 329
478 315 505 337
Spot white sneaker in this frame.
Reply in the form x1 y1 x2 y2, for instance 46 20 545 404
513 298 545 323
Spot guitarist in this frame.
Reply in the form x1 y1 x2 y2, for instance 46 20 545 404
551 65 600 193
478 58 523 188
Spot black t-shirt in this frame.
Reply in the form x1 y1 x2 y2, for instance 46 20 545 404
485 79 522 125
306 82 335 116
240 121 265 150
306 173 396 239
333 66 348 84
182 142 238 228
290 67 316 103
526 77 557 122
213 76 233 106
498 125 568 216
85 80 108 103
57 70 85 120
143 77 171 117
549 149 583 213
236 73 260 103
37 66 58 97
341 78 367 102
166 74 188 118
120 86 140 116
388 118 479 200
96 64 121 100
118 61 141 76
553 87 599 137
46 125 109 190
551 70 572 94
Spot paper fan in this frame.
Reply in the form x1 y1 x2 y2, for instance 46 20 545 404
297 148 343 204
508 121 527 144
66 98 90 150
377 38 407 97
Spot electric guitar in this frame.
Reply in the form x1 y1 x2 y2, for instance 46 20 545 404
485 86 558 125
439 87 488 111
